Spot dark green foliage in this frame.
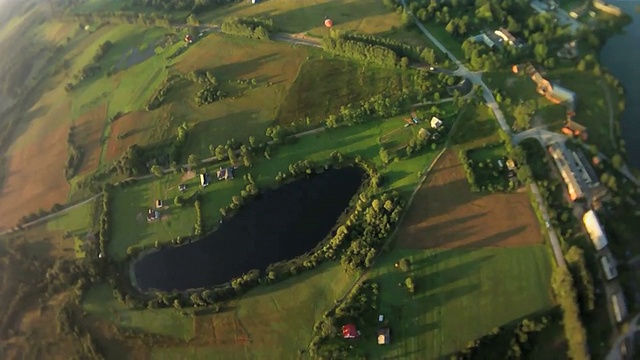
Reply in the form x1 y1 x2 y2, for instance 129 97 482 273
145 74 181 111
566 246 596 313
221 18 272 40
552 267 589 360
98 190 110 259
64 126 84 180
194 198 203 235
130 0 242 13
336 31 438 64
322 37 399 67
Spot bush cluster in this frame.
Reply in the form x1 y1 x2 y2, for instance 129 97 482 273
64 126 84 180
322 37 399 67
221 18 271 40
552 267 589 360
336 31 438 64
145 74 181 111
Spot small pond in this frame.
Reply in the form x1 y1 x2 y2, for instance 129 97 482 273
132 166 365 292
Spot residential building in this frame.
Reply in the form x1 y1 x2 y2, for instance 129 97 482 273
377 328 391 345
217 167 234 181
548 144 584 201
430 117 443 129
155 199 164 209
342 324 359 339
611 292 628 323
494 28 517 46
200 173 210 187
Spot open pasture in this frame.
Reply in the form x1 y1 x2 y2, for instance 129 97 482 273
397 150 542 249
207 0 416 40
364 246 553 359
276 58 416 126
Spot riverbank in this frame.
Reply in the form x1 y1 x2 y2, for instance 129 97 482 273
600 1 640 169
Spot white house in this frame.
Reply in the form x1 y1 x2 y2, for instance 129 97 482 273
430 117 443 129
583 210 608 251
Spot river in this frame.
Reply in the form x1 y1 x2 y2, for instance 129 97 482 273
132 166 365 292
600 1 640 168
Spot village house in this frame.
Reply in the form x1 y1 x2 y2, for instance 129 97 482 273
430 117 443 130
155 199 164 209
200 173 210 187
494 28 519 47
147 208 160 222
217 167 234 181
563 120 588 141
377 328 391 345
342 324 359 339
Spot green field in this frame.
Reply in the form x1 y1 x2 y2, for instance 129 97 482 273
276 58 418 125
362 246 553 359
83 283 194 340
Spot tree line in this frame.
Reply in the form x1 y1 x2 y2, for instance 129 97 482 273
309 281 379 359
98 189 110 259
322 37 399 67
64 125 85 180
330 30 439 64
65 40 114 92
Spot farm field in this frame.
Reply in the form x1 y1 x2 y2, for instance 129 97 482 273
363 246 553 359
109 108 454 260
0 200 95 260
397 150 541 249
206 0 421 42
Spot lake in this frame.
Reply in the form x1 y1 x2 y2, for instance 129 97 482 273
132 166 365 292
600 2 640 168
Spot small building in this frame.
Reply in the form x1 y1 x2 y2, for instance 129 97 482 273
583 210 608 251
494 28 517 46
378 314 384 322
184 34 193 44
430 117 443 129
155 199 164 209
565 121 588 141
217 167 234 181
377 328 391 345
178 184 187 192
147 209 160 222
342 324 359 339
200 173 210 187
600 253 618 281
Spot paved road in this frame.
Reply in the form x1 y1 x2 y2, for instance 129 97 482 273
607 314 640 360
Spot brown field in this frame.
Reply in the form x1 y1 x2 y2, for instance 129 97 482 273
106 110 160 161
75 104 108 176
0 124 70 231
397 150 541 249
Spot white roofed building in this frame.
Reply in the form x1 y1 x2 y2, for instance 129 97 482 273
582 210 608 251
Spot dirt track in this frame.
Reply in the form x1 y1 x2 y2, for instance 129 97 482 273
397 150 542 249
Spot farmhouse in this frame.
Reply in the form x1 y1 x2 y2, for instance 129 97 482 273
217 167 234 181
200 173 210 187
583 210 608 251
563 120 588 141
377 327 391 345
342 324 359 339
430 117 443 129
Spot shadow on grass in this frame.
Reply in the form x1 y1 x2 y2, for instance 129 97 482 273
212 53 282 83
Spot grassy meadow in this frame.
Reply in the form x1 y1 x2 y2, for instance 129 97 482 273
360 246 553 359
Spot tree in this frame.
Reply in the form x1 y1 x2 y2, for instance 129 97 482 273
248 136 256 149
187 154 199 169
399 258 411 272
514 104 531 130
150 164 163 177
214 145 225 161
611 153 623 169
379 147 390 165
533 43 548 63
187 14 200 26
405 277 415 293
228 149 237 166
174 196 184 207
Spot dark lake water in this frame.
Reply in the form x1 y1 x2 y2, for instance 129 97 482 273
132 166 365 292
600 2 640 168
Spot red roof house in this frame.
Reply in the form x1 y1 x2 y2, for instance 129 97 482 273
342 324 359 339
